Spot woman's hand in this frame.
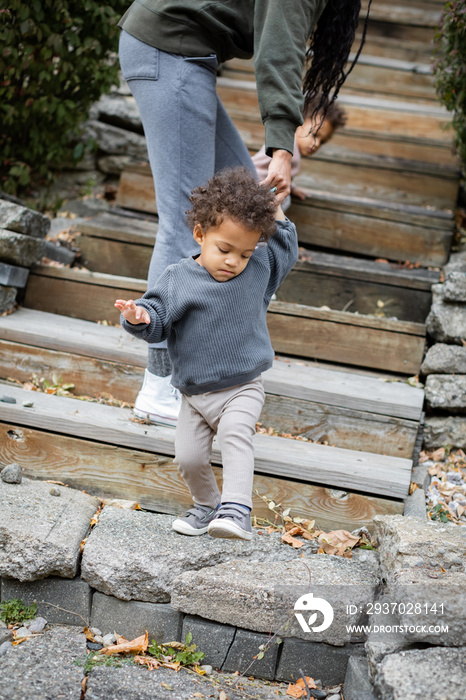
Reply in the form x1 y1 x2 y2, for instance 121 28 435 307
259 148 292 203
114 299 150 325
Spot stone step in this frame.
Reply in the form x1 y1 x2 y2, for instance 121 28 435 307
0 384 409 529
20 263 427 374
72 212 439 323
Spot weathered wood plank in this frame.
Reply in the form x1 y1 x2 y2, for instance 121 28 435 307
22 267 425 372
116 170 157 213
277 266 432 323
0 340 418 458
0 422 404 532
77 212 158 245
267 303 425 374
287 197 452 266
0 386 413 498
0 339 143 404
76 235 151 279
0 308 424 420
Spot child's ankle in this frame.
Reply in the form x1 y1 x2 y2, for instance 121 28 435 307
223 501 251 512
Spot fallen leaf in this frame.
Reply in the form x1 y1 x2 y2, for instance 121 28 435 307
83 627 96 642
286 677 317 697
134 655 160 670
161 683 173 690
431 448 445 462
318 529 360 556
81 677 88 694
193 666 206 675
100 631 148 655
281 532 304 548
219 691 227 700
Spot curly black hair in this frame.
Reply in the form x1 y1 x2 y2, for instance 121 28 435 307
303 0 372 119
186 167 277 242
303 94 347 130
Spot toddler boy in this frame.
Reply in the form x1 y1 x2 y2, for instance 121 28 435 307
115 167 298 541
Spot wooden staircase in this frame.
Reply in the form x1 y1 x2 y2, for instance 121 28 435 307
0 0 458 531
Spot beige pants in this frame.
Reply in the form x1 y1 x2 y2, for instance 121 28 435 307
174 377 265 509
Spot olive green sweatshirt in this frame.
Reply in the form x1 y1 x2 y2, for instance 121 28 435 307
119 0 328 155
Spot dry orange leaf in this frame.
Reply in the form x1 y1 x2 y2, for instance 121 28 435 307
281 532 304 548
318 529 360 556
134 655 160 670
286 677 317 697
431 448 445 461
100 631 148 655
83 627 96 642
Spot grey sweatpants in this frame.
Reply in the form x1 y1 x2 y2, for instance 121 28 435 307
118 31 255 349
174 377 265 510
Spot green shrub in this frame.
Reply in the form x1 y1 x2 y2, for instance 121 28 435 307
0 1 129 195
434 1 466 171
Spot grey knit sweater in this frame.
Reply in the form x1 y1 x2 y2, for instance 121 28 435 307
122 219 298 395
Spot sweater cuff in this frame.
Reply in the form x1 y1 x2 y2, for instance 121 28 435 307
264 118 298 157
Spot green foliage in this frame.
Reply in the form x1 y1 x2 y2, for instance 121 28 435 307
148 632 206 666
0 598 37 625
0 1 129 195
434 1 466 170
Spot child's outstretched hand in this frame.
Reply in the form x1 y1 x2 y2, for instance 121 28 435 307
114 299 150 325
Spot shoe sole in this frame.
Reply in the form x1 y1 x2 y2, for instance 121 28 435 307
133 407 177 427
208 519 253 541
172 519 209 536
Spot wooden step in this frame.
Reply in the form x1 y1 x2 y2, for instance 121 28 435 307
0 307 424 458
115 166 453 266
0 384 408 531
21 263 426 374
72 213 439 323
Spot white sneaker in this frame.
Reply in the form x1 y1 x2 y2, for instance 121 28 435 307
133 370 181 427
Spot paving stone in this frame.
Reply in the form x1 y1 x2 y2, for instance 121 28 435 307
343 656 377 700
0 201 50 238
90 94 143 131
222 627 280 680
81 507 318 603
410 463 430 490
0 284 17 313
181 615 236 670
0 229 46 267
388 568 466 647
275 637 359 686
425 374 466 412
443 271 466 302
365 602 416 680
424 415 466 448
426 284 466 343
0 626 86 700
373 647 466 700
43 240 76 265
172 556 378 646
85 120 148 158
372 515 466 581
91 592 182 643
422 343 466 375
0 262 29 288
85 665 289 700
0 628 12 645
0 477 100 581
402 488 426 519
1 576 92 625
444 251 466 275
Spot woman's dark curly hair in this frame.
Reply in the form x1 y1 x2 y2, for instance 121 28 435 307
186 167 277 242
303 0 372 119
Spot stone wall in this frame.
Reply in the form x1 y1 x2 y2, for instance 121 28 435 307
423 251 466 449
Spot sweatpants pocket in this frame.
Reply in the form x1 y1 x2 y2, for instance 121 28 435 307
119 29 159 81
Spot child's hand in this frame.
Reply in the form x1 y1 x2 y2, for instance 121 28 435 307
291 185 306 201
114 299 150 325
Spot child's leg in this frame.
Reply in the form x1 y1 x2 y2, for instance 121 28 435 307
215 378 266 509
174 396 221 509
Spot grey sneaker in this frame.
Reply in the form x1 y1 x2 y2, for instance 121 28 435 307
207 504 253 541
172 504 219 536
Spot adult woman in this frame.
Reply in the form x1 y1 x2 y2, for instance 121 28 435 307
118 0 367 425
